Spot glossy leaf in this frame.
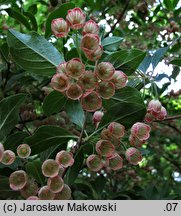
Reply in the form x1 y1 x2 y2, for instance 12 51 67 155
170 58 181 67
3 132 29 151
7 29 64 76
102 36 123 52
103 87 144 109
6 8 31 30
138 54 152 73
24 125 78 155
103 49 146 75
45 2 75 37
24 11 38 31
26 160 45 185
43 91 67 116
65 100 84 128
65 146 84 186
0 94 26 141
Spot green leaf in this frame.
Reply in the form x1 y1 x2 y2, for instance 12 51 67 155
43 91 66 116
103 87 144 109
93 176 107 198
40 145 63 161
0 94 26 141
65 146 84 186
170 58 181 67
26 160 45 185
151 46 169 70
3 132 29 151
103 49 146 75
163 0 179 10
65 100 84 128
24 11 38 31
0 176 19 199
6 8 31 30
7 29 64 76
45 2 75 38
102 36 123 52
24 125 78 155
138 54 152 73
0 43 9 62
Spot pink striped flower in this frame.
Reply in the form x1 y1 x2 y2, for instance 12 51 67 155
66 7 86 30
81 91 102 112
107 122 125 138
84 45 103 61
1 150 15 165
131 122 151 141
9 170 28 191
66 58 85 78
50 73 69 92
78 70 97 91
96 62 115 81
144 112 155 123
156 106 167 120
97 81 115 99
86 154 103 172
66 83 83 100
51 18 69 37
82 19 99 35
111 70 128 89
80 33 100 54
96 139 115 157
56 151 74 168
92 111 104 125
56 62 67 74
107 153 123 170
125 147 142 165
129 135 146 148
147 100 162 117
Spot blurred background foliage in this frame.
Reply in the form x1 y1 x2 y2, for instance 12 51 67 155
0 0 181 200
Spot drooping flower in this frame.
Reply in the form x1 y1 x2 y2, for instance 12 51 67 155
125 147 142 165
96 139 115 157
9 170 28 191
56 151 74 168
107 153 123 170
51 18 69 37
66 83 83 100
66 58 85 78
96 62 115 81
84 45 103 61
147 100 162 117
86 154 103 172
82 19 99 35
130 122 151 141
97 81 115 99
50 73 69 92
66 7 86 30
80 33 100 54
111 70 128 89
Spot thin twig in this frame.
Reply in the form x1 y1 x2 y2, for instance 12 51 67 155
155 114 181 121
104 0 130 37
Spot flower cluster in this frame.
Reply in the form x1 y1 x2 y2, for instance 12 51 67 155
86 120 152 171
144 99 167 123
50 7 128 112
0 142 73 200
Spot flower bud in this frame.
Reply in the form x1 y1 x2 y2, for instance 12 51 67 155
84 45 103 61
9 170 28 191
38 186 55 200
129 135 146 148
66 58 85 78
51 18 69 37
96 62 115 81
42 159 59 178
47 175 64 193
147 100 162 117
56 150 74 168
107 153 123 170
96 140 115 157
81 91 102 112
86 154 103 172
131 122 151 141
26 196 39 200
50 73 69 92
80 33 100 54
17 144 31 159
111 70 128 89
144 112 155 123
108 122 125 138
56 62 67 73
92 111 104 124
125 147 142 165
66 83 83 100
54 184 72 200
97 81 115 99
82 19 99 35
0 143 4 162
66 7 86 30
1 150 15 165
156 106 167 120
20 178 38 199
78 70 97 91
